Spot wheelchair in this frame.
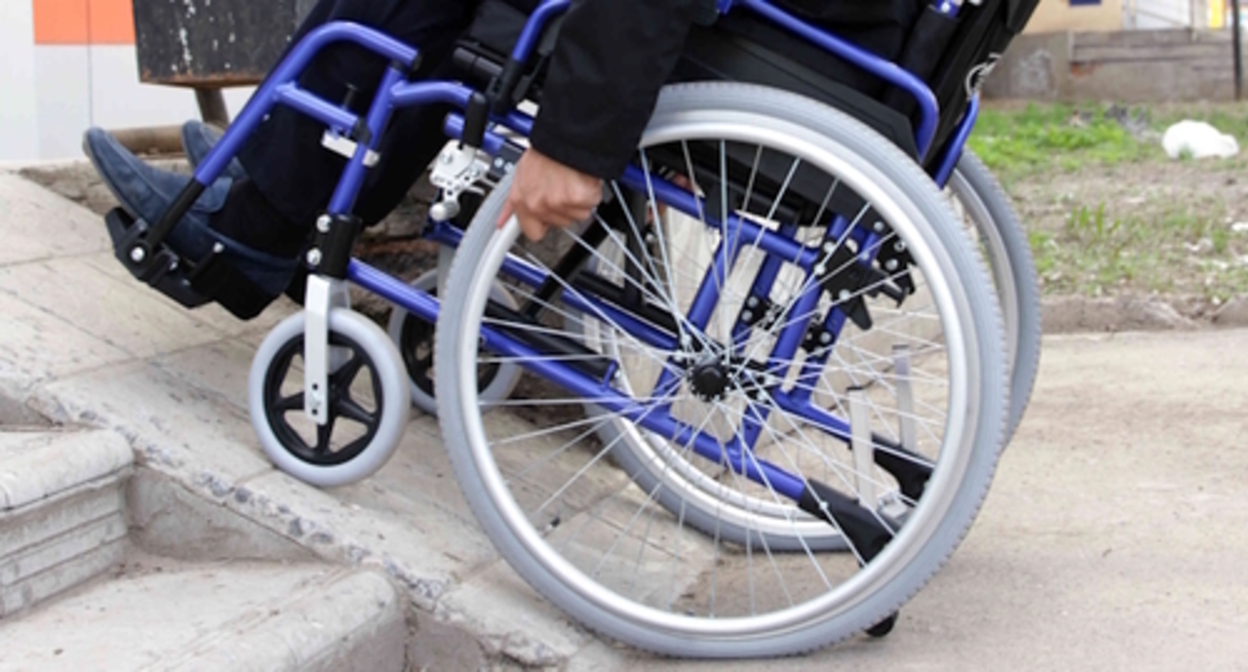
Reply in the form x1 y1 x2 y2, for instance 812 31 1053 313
102 0 1039 657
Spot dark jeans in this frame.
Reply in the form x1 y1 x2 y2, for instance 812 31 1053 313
237 0 488 230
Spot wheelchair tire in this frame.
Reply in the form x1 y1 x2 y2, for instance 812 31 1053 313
435 82 1008 656
387 270 523 415
948 150 1041 443
250 309 410 487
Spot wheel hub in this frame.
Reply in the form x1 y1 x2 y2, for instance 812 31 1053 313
689 357 729 402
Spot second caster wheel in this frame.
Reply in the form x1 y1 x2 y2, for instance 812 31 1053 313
249 309 410 488
387 270 523 415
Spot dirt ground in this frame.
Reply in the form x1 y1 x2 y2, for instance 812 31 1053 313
1007 158 1248 320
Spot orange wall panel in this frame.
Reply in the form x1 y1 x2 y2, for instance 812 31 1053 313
33 0 134 45
33 0 89 44
89 0 135 44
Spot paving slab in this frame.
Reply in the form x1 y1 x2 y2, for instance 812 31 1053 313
151 338 261 414
0 173 110 267
0 291 130 387
0 559 405 672
36 359 275 484
0 256 225 361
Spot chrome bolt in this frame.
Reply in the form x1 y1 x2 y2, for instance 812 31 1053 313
820 332 833 345
894 241 907 253
838 289 852 302
317 215 332 233
746 296 760 308
873 221 886 233
129 247 146 263
885 259 900 272
741 310 754 323
306 249 323 266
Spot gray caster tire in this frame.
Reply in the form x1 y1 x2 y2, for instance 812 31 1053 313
250 309 410 487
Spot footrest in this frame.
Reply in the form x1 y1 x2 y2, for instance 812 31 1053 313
105 208 275 320
105 207 210 310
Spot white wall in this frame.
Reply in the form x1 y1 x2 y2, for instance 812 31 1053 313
87 46 255 134
4 31 256 163
1126 0 1197 29
0 3 41 162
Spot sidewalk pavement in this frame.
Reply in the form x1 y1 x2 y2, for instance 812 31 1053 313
2 167 1247 670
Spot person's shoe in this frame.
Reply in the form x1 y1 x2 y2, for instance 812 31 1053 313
83 127 294 297
180 120 248 181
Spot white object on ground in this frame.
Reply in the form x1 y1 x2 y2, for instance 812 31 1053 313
1162 120 1240 159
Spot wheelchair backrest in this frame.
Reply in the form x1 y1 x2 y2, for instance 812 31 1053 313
453 0 1040 170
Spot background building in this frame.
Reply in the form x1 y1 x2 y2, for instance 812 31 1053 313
1025 0 1245 32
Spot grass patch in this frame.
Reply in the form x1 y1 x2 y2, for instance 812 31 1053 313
1029 195 1248 301
969 101 1248 182
968 103 1159 181
967 101 1248 301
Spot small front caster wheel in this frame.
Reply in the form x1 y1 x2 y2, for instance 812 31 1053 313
249 309 410 487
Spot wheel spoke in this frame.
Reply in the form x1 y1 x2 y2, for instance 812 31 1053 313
274 393 304 413
314 414 337 454
336 395 377 428
332 352 366 388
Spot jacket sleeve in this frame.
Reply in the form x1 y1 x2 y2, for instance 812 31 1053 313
528 0 699 179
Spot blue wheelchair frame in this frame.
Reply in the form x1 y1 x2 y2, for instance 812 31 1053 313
146 0 984 506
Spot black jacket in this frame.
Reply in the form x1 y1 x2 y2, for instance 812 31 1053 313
529 0 699 179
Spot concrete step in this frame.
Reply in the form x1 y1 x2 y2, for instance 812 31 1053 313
0 430 132 617
0 555 406 672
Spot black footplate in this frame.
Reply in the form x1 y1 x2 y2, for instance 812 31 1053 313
104 208 274 321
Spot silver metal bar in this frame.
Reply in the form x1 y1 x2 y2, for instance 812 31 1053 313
894 344 917 452
849 386 877 509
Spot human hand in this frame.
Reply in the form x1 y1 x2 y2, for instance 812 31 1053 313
497 148 603 241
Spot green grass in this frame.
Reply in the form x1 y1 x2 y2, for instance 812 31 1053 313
967 102 1248 302
967 103 1159 181
1040 200 1248 300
